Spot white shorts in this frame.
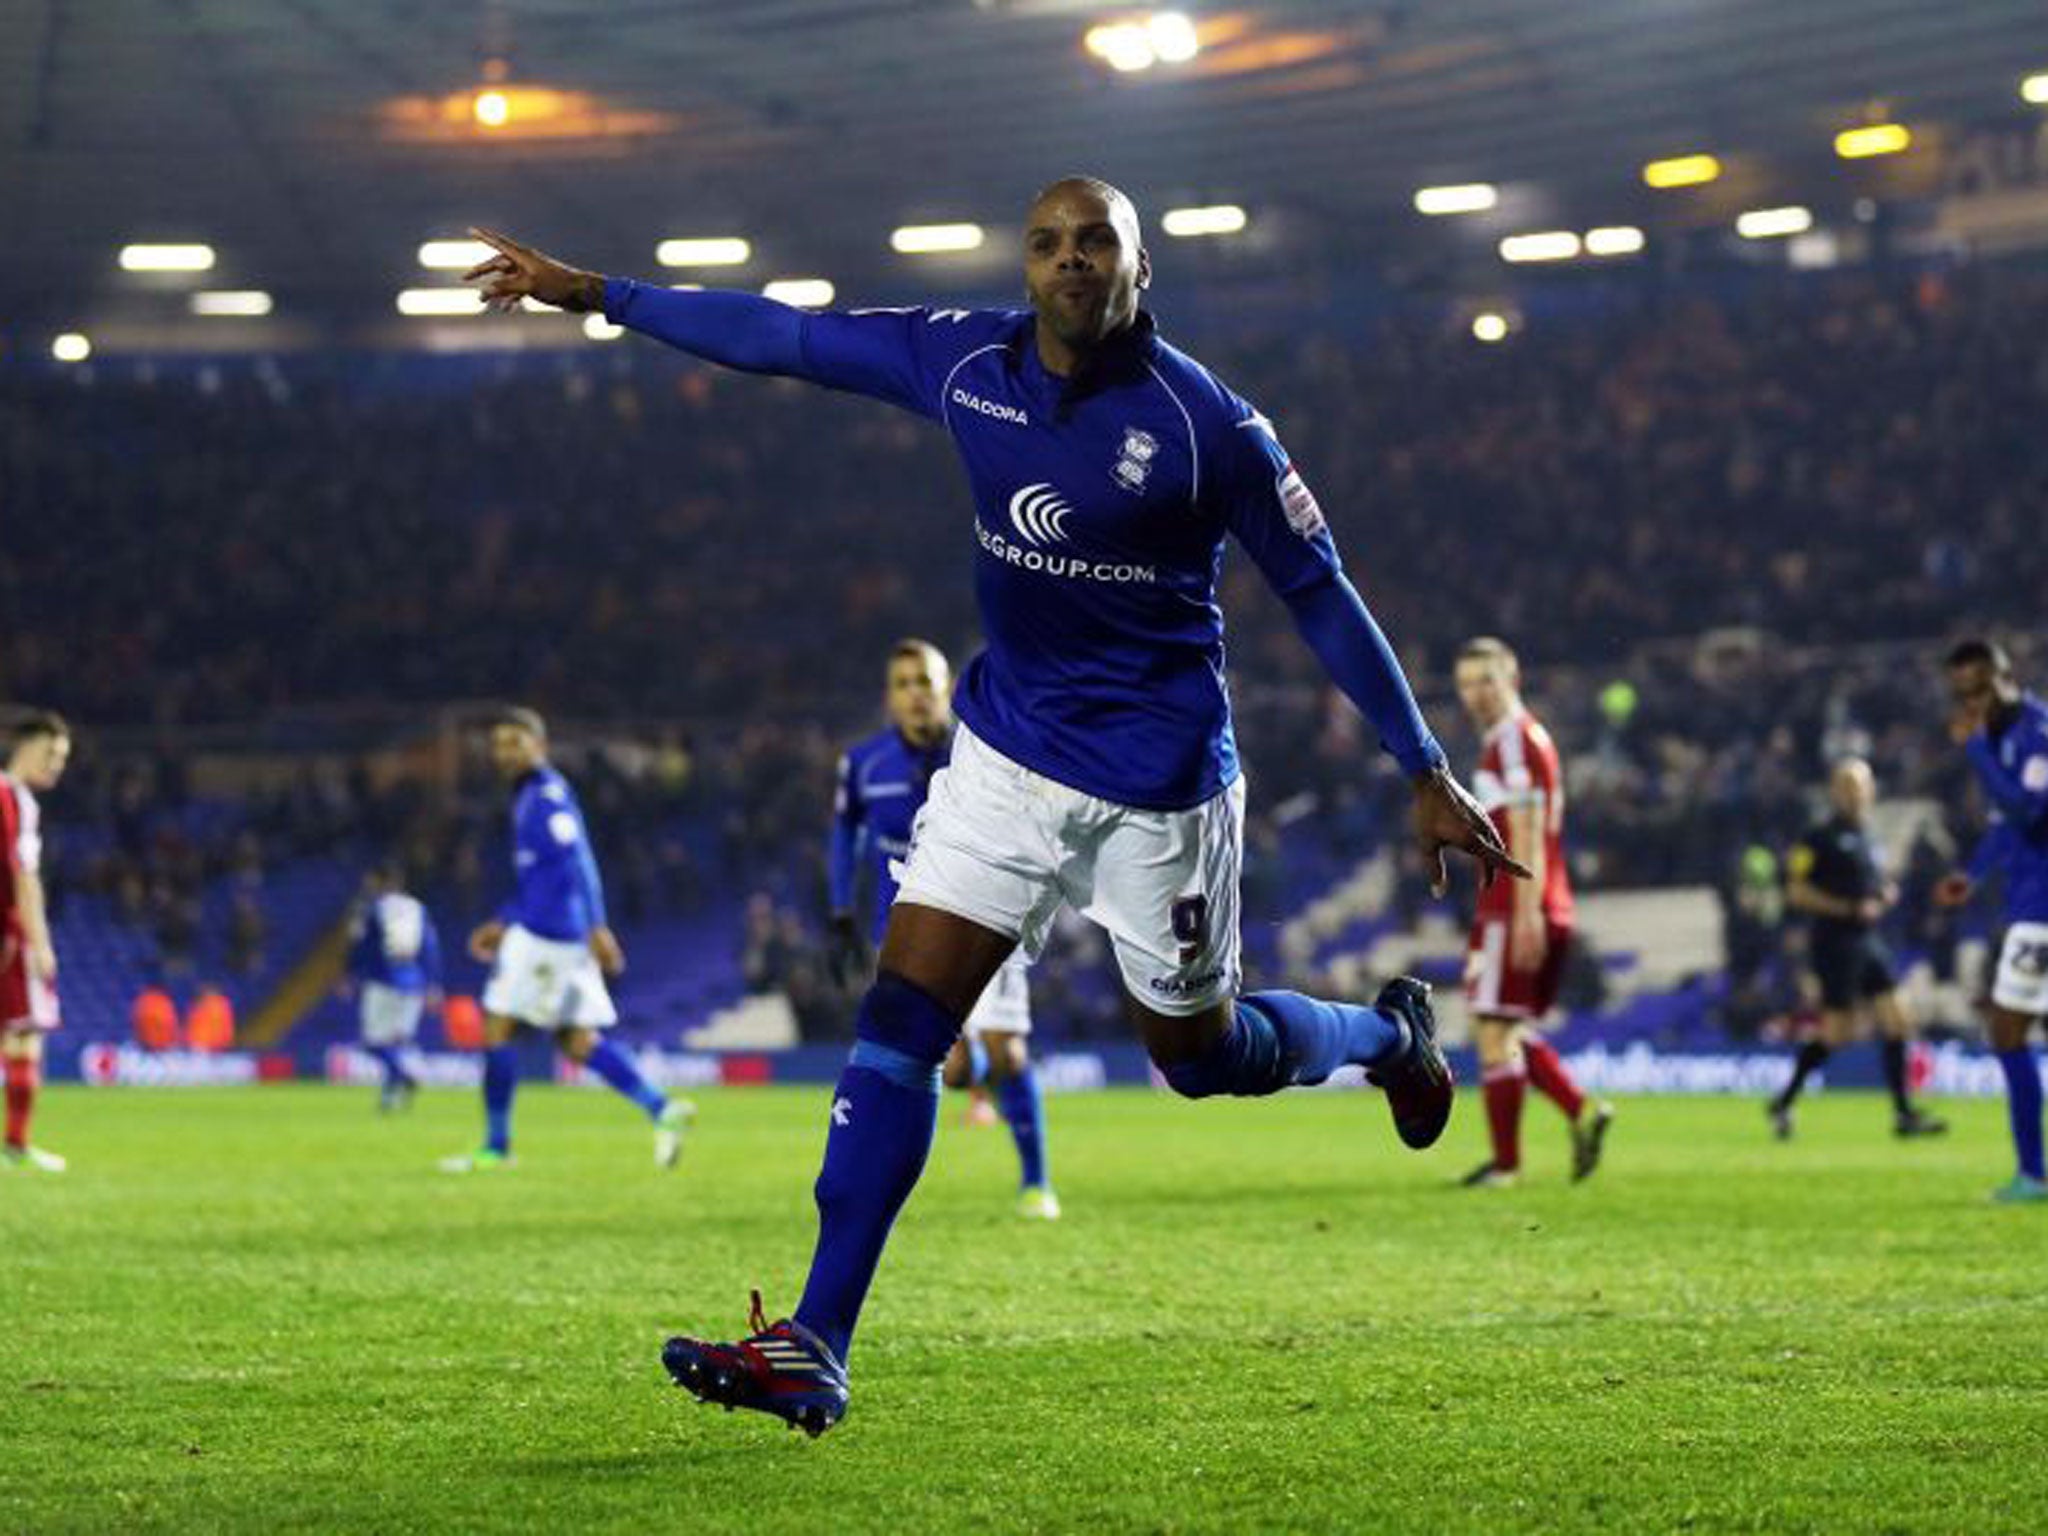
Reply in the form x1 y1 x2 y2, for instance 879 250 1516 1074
1992 922 2048 1015
895 723 1244 1018
359 981 426 1047
481 924 618 1030
963 951 1033 1038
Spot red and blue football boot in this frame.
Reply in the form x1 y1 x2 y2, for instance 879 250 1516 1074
662 1291 850 1438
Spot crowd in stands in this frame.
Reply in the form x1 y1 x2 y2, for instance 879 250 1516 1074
5 261 2043 1041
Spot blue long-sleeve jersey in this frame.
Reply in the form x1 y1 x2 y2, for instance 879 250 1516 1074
498 765 608 942
347 892 442 993
1963 692 2048 924
605 282 1446 811
829 726 950 945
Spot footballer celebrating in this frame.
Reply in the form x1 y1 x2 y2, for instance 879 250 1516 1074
468 177 1523 1434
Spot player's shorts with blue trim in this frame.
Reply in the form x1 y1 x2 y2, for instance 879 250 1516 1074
893 722 1242 1018
358 981 426 1045
481 923 618 1030
962 950 1034 1037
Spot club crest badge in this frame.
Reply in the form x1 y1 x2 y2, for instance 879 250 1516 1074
1112 427 1158 493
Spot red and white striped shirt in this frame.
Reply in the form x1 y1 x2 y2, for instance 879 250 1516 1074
1471 709 1573 923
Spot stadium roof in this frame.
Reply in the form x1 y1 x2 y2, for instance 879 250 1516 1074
5 0 2044 335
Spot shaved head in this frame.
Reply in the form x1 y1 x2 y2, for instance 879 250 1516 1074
1031 176 1143 243
1829 756 1876 820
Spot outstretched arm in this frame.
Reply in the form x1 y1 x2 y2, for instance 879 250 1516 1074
465 227 969 414
465 226 806 372
1283 573 1443 778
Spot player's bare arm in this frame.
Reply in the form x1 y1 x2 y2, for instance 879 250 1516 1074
1506 801 1548 968
588 925 626 978
15 865 55 980
468 919 506 962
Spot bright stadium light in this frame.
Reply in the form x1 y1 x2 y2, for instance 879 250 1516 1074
762 278 835 307
2024 73 2048 105
1147 12 1200 63
418 239 496 270
1642 154 1721 189
190 290 273 317
1471 312 1509 343
1736 205 1813 239
656 237 751 267
583 314 624 341
1584 226 1646 257
473 90 510 128
1161 204 1247 238
1413 183 1498 216
1085 21 1155 72
119 243 216 272
396 288 485 316
50 332 91 363
1834 123 1911 159
1499 230 1581 263
890 223 986 254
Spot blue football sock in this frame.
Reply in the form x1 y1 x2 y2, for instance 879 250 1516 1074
795 971 960 1363
583 1036 668 1120
996 1065 1049 1190
1161 991 1402 1099
367 1043 405 1087
966 1035 991 1087
483 1043 518 1154
1996 1048 2045 1180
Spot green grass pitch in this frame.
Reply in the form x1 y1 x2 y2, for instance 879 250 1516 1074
3 1083 2044 1533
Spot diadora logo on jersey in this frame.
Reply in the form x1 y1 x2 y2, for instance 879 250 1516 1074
1008 482 1075 545
1112 427 1158 493
951 387 1029 426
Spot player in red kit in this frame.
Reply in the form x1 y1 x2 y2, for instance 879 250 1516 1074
1 712 72 1172
1454 640 1612 1187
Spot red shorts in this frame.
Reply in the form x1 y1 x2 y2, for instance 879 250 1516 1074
0 944 61 1034
1464 918 1572 1021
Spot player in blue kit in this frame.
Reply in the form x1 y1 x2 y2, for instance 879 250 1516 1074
467 178 1522 1433
342 862 442 1112
1934 640 2048 1204
830 638 1058 1219
440 708 695 1172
